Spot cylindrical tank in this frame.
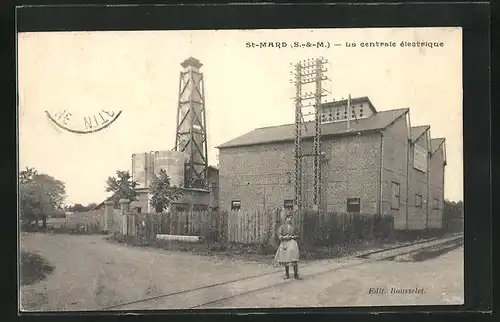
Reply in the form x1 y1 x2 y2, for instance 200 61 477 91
153 150 188 188
131 153 148 188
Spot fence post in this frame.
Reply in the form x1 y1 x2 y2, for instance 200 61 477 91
104 201 115 233
369 215 375 240
120 199 130 235
271 208 279 248
228 211 233 243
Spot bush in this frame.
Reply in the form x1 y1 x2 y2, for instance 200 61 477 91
20 251 55 286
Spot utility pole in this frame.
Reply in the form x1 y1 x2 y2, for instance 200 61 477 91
313 58 323 209
290 57 329 211
293 63 303 211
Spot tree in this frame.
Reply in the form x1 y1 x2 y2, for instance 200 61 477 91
72 204 86 212
443 199 464 232
19 168 67 229
19 167 38 184
150 169 183 213
65 202 97 212
444 200 464 218
33 174 66 211
19 167 40 226
19 184 41 225
105 170 139 208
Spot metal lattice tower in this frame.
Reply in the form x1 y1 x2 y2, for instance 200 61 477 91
174 57 209 189
313 58 323 207
290 57 329 210
293 63 303 210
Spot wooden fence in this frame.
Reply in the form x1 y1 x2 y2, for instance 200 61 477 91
297 211 395 246
122 210 227 244
227 210 274 244
121 209 394 247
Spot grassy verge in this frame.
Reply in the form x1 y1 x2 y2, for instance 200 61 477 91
106 228 461 263
20 251 55 286
106 233 275 262
105 233 395 263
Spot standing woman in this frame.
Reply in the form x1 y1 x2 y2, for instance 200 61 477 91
274 213 301 279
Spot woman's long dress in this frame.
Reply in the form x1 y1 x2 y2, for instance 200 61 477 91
274 223 300 266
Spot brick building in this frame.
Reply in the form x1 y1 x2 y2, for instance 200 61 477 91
216 97 446 230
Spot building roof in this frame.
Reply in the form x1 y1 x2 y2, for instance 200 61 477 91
93 197 112 210
217 108 409 149
320 96 378 114
411 125 430 143
430 138 446 154
181 57 203 68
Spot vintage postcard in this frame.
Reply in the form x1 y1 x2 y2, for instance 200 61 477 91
18 27 464 311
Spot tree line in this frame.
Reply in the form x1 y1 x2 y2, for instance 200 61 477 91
64 203 98 213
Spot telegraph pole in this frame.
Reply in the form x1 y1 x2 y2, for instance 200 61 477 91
290 57 329 211
292 63 303 211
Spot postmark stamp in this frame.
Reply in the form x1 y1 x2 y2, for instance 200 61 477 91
45 108 122 134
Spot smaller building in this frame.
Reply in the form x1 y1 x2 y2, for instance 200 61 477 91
130 149 219 213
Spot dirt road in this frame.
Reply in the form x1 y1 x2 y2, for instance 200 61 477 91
201 245 464 308
20 233 463 311
20 233 275 311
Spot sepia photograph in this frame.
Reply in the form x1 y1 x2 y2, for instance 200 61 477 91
18 27 464 311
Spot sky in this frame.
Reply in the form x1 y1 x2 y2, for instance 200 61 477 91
18 28 463 205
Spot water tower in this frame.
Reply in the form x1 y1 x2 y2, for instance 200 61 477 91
174 57 209 189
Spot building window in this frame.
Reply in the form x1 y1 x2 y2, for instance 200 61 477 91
137 207 142 213
347 198 361 213
391 182 400 210
433 198 440 210
231 200 241 211
415 194 423 208
284 199 294 211
413 144 428 173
